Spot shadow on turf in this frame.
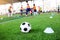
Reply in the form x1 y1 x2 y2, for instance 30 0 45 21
14 28 43 35
29 29 43 33
56 38 60 40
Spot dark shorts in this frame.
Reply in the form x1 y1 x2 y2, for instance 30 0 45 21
26 8 31 14
34 9 37 12
20 10 23 13
8 10 11 13
26 8 31 12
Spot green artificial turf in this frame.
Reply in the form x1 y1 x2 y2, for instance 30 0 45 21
0 12 60 40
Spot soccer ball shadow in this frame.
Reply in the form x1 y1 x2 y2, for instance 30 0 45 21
30 28 42 33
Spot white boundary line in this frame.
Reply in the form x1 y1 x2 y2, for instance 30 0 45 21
0 19 17 24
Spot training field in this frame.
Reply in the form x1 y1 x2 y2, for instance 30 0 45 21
0 12 60 40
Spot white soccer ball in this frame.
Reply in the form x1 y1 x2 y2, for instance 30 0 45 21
20 22 31 33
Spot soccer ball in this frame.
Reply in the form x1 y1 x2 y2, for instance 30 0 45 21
20 22 31 33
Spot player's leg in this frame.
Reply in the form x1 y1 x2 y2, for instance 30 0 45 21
8 11 11 17
30 10 32 16
11 12 13 17
26 8 28 16
20 10 23 15
35 10 38 15
30 8 33 16
34 9 37 15
38 10 40 14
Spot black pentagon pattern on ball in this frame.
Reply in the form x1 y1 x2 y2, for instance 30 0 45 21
22 23 25 25
24 28 27 31
28 24 30 26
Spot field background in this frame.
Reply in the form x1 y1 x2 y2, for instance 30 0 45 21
0 12 60 40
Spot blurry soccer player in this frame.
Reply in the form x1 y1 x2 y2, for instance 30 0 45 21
20 5 23 15
58 5 60 13
8 5 13 17
33 4 37 15
38 6 42 14
26 4 31 16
